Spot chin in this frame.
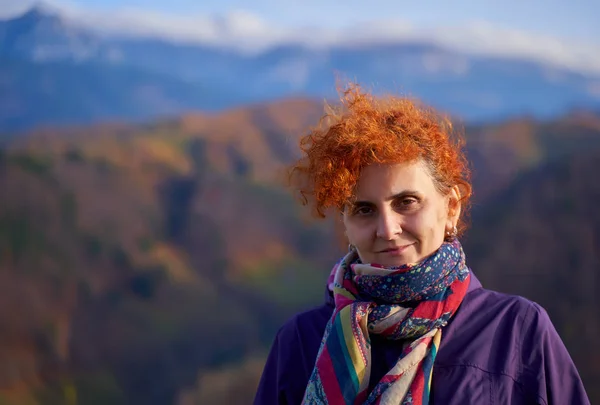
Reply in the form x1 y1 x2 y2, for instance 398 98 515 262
385 258 413 268
372 254 415 268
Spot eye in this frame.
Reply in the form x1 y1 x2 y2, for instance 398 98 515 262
352 205 374 216
395 197 419 210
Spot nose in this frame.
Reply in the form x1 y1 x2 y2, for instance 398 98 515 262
376 208 402 240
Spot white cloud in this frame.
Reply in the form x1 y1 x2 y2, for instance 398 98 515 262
83 8 600 75
0 0 35 17
427 21 600 75
4 2 600 76
0 0 81 18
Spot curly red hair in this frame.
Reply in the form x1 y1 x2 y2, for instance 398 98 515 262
289 83 473 236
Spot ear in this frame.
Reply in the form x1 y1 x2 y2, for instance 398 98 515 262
447 185 462 227
334 212 351 251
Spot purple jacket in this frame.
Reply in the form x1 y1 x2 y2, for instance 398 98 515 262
254 272 590 404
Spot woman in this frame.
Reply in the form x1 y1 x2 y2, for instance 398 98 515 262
254 84 590 404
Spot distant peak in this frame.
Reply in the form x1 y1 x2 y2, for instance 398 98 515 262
14 2 63 22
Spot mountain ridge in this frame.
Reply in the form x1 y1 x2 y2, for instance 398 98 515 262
1 6 600 133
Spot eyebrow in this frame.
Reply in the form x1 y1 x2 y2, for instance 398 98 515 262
353 190 421 205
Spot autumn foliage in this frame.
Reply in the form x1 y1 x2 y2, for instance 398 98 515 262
0 98 599 404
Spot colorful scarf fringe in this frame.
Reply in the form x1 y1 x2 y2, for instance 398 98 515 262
302 239 471 405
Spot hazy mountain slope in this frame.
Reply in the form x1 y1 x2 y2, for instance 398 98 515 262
1 101 599 404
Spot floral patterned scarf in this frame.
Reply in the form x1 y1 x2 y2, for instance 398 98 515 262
302 239 471 405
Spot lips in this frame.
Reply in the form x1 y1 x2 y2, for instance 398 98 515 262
378 244 413 254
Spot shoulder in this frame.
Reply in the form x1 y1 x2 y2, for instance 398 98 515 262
276 302 334 346
513 296 590 404
473 288 560 359
456 284 545 336
254 303 334 404
440 284 555 372
450 285 590 404
461 285 558 347
464 286 556 338
465 282 536 312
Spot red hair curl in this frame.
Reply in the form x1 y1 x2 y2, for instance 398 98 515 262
289 83 473 236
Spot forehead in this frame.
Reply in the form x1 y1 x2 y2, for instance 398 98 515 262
353 160 438 200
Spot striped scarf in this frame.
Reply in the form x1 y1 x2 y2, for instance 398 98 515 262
302 239 471 405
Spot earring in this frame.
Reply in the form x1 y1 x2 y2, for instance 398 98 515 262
445 225 457 239
348 243 355 252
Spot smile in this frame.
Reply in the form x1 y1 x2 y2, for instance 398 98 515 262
377 244 414 255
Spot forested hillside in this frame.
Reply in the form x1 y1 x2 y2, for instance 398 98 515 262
1 100 599 404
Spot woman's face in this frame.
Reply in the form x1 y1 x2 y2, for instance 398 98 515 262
342 160 460 267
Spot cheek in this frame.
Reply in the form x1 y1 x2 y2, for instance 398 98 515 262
408 208 446 238
345 221 373 245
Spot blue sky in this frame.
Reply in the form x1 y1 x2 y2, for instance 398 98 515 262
2 0 600 75
2 0 599 43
